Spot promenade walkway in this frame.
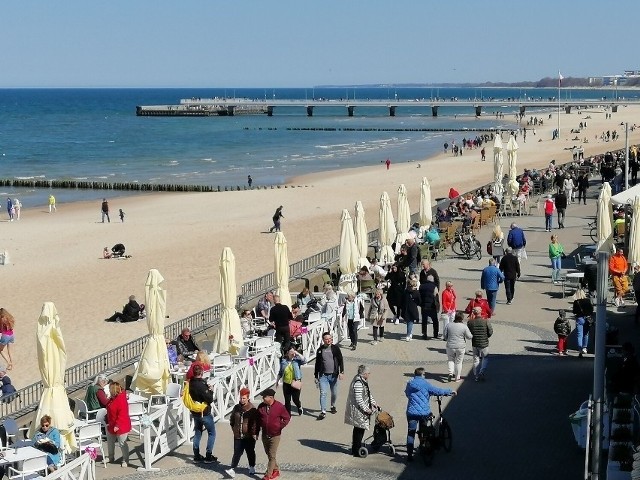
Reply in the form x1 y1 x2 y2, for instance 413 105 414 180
96 187 613 480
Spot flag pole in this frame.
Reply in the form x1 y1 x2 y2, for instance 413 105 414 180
557 71 561 140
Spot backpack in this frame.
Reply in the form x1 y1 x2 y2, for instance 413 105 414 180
182 381 208 414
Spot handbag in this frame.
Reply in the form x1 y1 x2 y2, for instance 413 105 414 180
291 379 302 390
486 241 493 255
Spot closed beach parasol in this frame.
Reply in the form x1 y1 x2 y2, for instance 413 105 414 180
378 192 397 263
505 133 520 197
597 186 613 249
628 196 640 266
131 269 170 395
493 134 504 195
30 302 77 451
419 177 433 229
354 201 370 268
274 232 292 308
339 209 359 293
396 184 411 243
212 247 244 354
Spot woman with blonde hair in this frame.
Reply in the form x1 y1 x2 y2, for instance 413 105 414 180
106 382 131 467
490 225 505 262
185 350 212 381
0 308 15 369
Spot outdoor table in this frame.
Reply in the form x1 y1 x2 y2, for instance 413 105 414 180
0 446 47 465
566 272 585 279
126 392 148 404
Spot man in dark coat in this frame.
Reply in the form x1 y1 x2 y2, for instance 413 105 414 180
555 190 568 229
499 248 521 305
104 295 143 323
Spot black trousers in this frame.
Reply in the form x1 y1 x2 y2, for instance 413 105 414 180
577 188 587 204
347 319 358 346
274 326 291 349
504 278 516 302
352 427 366 455
282 382 301 413
230 437 256 468
421 307 438 337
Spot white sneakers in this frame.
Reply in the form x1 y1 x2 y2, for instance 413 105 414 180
394 317 400 324
581 348 587 354
225 468 236 478
405 334 412 342
371 340 378 345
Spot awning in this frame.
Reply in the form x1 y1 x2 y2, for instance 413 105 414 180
611 184 640 205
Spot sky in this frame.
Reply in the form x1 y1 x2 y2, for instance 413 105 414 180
2 0 639 88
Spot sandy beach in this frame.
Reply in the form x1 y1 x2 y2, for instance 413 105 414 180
4 104 639 385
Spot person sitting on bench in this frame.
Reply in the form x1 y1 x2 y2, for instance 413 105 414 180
105 295 144 323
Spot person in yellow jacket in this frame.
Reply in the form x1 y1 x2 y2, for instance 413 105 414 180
609 247 629 306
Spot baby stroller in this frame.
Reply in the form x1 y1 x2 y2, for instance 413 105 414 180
359 410 396 457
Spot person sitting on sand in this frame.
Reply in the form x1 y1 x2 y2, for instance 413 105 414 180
103 247 113 259
105 295 144 323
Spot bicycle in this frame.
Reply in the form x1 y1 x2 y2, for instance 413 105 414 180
418 395 453 466
451 227 482 260
588 220 597 243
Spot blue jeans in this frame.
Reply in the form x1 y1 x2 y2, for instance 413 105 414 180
576 320 590 351
551 256 562 281
406 320 414 336
318 374 338 413
193 413 216 455
485 290 497 311
406 414 424 455
545 214 552 230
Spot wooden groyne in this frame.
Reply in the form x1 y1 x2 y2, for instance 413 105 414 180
0 179 309 193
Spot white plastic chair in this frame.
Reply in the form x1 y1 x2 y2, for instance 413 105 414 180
212 354 233 373
7 455 48 480
129 401 147 438
2 418 30 448
75 422 107 468
75 399 102 421
233 346 249 362
251 337 273 354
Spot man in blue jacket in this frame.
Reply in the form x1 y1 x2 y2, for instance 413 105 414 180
404 367 456 461
506 222 527 260
481 258 505 312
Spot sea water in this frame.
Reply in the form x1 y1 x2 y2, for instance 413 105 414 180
0 87 631 207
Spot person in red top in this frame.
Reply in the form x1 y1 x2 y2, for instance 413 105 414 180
257 388 290 480
543 194 555 232
464 290 493 319
385 158 391 170
105 381 132 467
185 351 212 381
441 281 457 337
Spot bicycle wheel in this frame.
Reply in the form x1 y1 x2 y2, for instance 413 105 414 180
589 226 597 243
451 240 464 256
440 420 453 452
421 438 435 466
474 240 482 260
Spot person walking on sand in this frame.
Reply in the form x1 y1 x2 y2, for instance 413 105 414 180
101 199 110 223
385 158 391 170
13 199 21 220
0 308 15 370
269 206 284 233
6 198 13 222
119 209 125 222
248 175 253 188
48 194 56 213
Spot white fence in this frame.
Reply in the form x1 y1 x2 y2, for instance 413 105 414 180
137 316 342 470
48 453 95 480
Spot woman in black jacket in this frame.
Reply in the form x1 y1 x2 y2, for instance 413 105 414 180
403 279 421 342
385 263 406 324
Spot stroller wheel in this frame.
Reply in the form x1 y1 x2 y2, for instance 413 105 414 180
358 446 369 458
389 444 396 456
